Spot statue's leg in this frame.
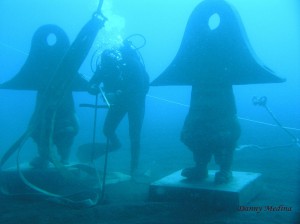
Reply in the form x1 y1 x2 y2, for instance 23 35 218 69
181 144 212 180
214 146 235 184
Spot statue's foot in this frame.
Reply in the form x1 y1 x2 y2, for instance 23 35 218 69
181 166 208 180
214 170 232 184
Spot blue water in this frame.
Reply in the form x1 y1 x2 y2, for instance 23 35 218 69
0 1 300 223
0 0 299 172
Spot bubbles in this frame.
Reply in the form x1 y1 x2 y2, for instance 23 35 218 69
94 0 126 51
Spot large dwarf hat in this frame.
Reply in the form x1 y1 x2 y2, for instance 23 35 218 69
0 24 88 91
151 0 285 86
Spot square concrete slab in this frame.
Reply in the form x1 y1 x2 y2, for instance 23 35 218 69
149 170 263 210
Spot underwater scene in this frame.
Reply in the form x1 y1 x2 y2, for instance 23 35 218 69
0 0 299 223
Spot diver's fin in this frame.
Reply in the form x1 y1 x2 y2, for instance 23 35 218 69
151 0 285 86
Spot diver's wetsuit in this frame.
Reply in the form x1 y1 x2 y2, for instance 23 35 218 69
90 45 149 174
181 83 241 183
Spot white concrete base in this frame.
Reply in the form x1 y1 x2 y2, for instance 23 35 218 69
149 170 263 210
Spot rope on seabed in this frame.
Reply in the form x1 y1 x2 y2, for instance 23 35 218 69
147 94 300 132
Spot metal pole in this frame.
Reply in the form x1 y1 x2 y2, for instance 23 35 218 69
100 87 111 202
91 94 99 161
101 137 110 202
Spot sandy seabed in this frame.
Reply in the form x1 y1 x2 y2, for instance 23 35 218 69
0 144 299 224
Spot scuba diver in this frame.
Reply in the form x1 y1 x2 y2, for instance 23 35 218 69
89 39 149 176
